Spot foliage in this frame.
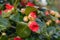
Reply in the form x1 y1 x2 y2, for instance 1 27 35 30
0 0 60 40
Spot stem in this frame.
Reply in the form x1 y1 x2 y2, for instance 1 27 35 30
14 0 19 9
13 0 19 15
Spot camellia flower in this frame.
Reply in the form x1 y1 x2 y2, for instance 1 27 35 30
4 3 14 13
45 10 49 16
29 12 37 18
4 9 11 13
0 10 2 15
5 3 14 10
55 20 60 24
20 2 26 6
14 36 23 40
50 10 55 15
23 16 28 22
28 11 37 21
20 0 28 6
28 21 39 32
26 2 35 7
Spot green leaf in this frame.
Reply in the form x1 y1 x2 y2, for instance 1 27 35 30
47 27 56 36
16 22 31 38
10 12 24 22
0 17 10 31
25 36 40 40
7 0 15 4
0 35 8 40
56 25 60 31
25 37 34 40
51 6 58 11
50 15 58 21
2 11 12 18
37 10 45 16
25 6 37 15
0 4 4 10
54 31 60 40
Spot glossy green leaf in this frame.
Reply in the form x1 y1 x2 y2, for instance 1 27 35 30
10 12 24 22
25 36 40 40
47 27 56 36
0 17 10 31
0 35 8 40
7 0 15 4
50 15 58 21
37 10 45 16
53 31 60 40
25 6 37 15
2 10 13 18
0 4 4 10
16 22 31 38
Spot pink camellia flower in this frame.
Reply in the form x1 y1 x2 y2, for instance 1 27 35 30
20 0 26 6
50 10 55 15
28 21 39 32
28 12 37 19
4 9 9 13
0 10 2 15
14 36 23 40
4 9 12 13
5 3 14 10
26 2 35 7
45 11 49 16
4 3 14 13
55 20 60 24
20 2 26 6
20 0 27 6
28 12 37 21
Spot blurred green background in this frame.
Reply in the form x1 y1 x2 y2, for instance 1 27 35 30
47 0 60 12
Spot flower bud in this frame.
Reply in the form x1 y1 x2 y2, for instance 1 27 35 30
23 16 28 22
46 20 52 26
14 36 22 40
2 33 6 35
55 12 60 18
21 8 25 14
50 10 55 15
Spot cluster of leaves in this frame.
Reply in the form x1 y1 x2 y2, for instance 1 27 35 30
0 0 60 40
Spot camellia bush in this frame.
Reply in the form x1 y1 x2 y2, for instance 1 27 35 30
0 0 60 40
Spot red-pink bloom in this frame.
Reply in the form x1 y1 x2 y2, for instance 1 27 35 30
14 37 22 40
4 9 9 13
5 3 14 10
26 2 35 7
0 10 2 15
55 20 60 24
4 4 14 13
20 0 27 6
45 11 49 16
28 21 39 32
20 2 26 6
28 12 37 19
4 9 11 13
